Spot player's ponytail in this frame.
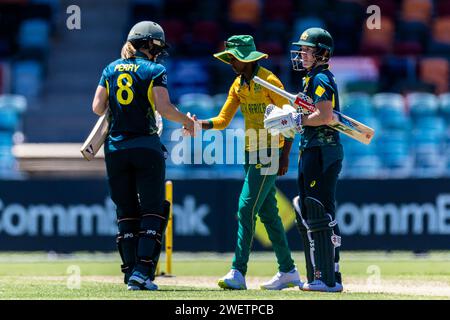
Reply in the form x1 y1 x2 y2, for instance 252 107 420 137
121 41 136 59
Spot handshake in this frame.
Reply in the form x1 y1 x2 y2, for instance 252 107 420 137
181 104 304 138
264 104 304 139
182 112 201 137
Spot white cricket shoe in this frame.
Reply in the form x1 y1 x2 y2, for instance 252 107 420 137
218 269 247 290
301 280 343 293
260 267 304 290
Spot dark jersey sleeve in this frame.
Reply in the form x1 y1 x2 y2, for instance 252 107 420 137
311 73 334 104
98 67 108 88
152 65 168 88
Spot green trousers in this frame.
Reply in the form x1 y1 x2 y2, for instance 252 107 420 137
232 152 295 275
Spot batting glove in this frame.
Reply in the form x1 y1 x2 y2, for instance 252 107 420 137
264 104 303 136
155 111 163 137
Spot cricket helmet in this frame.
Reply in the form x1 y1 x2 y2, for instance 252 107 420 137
292 27 334 54
127 21 169 50
291 27 334 71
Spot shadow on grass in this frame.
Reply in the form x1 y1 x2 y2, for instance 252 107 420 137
157 286 224 292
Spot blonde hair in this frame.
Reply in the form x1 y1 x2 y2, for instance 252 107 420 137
121 41 136 59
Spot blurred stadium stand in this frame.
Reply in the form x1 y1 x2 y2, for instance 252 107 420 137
1 0 450 179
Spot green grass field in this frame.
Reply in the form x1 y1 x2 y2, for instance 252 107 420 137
0 251 449 300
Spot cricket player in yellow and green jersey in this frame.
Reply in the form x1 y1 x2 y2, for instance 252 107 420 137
195 35 303 290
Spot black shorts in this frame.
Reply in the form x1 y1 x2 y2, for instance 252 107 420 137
297 146 342 218
105 148 165 219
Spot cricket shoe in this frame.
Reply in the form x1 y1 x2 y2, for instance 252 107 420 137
127 271 158 291
301 280 343 293
260 267 304 290
218 269 247 290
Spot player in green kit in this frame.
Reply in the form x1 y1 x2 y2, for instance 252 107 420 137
195 35 302 290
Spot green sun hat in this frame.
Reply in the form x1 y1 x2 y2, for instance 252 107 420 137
213 35 268 64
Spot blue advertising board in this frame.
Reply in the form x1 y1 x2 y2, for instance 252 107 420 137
0 179 449 251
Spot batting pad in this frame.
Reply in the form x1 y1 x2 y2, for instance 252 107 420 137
305 197 336 287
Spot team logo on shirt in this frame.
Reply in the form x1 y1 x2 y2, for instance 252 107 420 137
315 85 325 97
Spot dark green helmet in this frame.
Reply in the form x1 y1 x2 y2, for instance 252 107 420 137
292 27 334 55
127 21 169 49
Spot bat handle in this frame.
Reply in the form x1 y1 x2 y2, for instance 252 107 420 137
253 76 297 101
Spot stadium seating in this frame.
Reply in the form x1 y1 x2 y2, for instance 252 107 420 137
263 0 294 24
190 21 222 56
377 130 413 178
5 0 450 179
368 0 398 19
360 17 395 55
345 81 379 95
394 20 429 55
407 92 439 119
442 94 450 175
178 93 215 120
291 17 326 43
439 93 450 123
0 95 27 131
413 129 446 177
167 59 210 100
18 19 50 52
419 58 449 94
432 16 450 44
12 61 43 99
163 0 198 20
436 0 450 16
327 0 366 54
429 16 450 55
340 93 382 178
341 93 374 119
162 92 450 178
342 131 382 179
296 0 329 17
401 0 433 24
372 93 410 130
212 93 229 110
0 94 27 179
229 0 261 27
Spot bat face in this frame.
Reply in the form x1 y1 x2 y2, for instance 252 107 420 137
253 76 375 145
80 113 109 161
332 112 374 145
80 110 163 161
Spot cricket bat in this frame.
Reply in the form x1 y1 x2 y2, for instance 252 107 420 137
80 111 110 161
80 110 164 161
253 76 375 145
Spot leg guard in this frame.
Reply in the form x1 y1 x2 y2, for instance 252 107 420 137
333 223 342 284
292 196 314 283
305 197 341 287
116 218 140 284
149 200 171 280
135 200 170 279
